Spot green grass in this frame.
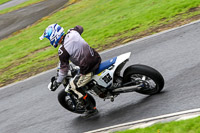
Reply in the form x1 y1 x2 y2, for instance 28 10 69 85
0 0 45 14
116 116 200 133
1 0 200 86
0 0 11 5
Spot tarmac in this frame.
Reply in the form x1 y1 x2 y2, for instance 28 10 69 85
0 0 68 40
86 19 200 133
0 0 29 10
1 1 200 133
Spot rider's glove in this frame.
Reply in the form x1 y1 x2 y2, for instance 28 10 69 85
48 77 61 91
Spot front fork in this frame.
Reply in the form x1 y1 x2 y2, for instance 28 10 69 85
66 90 86 112
65 92 76 111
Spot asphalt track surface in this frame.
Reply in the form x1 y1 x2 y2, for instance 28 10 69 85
0 0 28 10
0 0 68 40
1 19 200 133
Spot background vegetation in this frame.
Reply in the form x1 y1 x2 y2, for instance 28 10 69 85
0 0 200 86
0 0 11 5
0 0 45 14
116 116 200 133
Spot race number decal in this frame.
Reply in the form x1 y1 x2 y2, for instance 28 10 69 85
102 73 112 84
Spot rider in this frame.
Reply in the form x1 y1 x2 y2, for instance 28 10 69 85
40 24 101 117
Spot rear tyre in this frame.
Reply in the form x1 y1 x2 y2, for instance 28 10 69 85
58 89 96 114
123 64 164 95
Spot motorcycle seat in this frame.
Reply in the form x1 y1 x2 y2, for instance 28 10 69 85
95 57 117 75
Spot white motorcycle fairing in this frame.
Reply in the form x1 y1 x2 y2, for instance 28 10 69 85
92 52 131 88
56 51 165 114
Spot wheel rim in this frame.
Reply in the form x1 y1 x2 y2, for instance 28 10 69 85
130 74 158 93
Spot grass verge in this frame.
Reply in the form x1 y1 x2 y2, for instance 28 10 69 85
0 0 11 5
0 0 45 14
0 0 200 87
116 116 200 133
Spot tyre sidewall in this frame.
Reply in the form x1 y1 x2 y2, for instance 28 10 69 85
123 64 164 95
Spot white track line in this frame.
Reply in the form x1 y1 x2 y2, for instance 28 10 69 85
86 108 200 133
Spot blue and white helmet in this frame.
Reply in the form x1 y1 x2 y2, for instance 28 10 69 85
40 24 64 48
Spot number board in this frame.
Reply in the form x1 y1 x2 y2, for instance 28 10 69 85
102 73 112 84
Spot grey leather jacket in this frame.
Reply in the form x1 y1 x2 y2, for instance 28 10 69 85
57 26 101 83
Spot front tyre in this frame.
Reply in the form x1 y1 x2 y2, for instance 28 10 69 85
123 64 164 95
57 89 96 114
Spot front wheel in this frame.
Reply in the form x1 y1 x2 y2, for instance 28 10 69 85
57 89 96 114
123 64 164 95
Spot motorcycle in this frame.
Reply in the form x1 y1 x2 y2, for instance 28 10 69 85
50 52 164 114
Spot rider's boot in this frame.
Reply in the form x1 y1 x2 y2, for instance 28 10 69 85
76 97 86 109
80 94 98 118
81 108 98 118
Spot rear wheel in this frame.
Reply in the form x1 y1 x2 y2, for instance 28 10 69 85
123 64 164 95
58 89 96 114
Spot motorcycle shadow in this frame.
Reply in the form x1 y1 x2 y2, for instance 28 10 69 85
71 91 167 131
